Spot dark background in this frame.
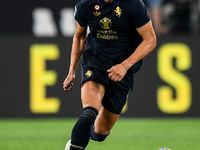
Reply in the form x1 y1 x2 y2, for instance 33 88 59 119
0 0 77 35
0 0 200 118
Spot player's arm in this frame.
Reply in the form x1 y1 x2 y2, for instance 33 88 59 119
122 21 157 69
63 21 87 91
108 21 156 81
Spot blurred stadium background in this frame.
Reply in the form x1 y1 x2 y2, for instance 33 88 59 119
0 0 200 149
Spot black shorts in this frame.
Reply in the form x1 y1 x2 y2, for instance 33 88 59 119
81 48 142 114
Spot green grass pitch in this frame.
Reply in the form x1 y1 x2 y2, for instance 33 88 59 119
0 118 200 150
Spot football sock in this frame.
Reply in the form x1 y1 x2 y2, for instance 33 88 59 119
90 123 110 142
70 106 98 150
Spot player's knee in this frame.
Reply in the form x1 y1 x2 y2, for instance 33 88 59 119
90 124 110 142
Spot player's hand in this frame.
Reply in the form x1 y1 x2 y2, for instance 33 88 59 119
63 73 75 91
107 63 127 81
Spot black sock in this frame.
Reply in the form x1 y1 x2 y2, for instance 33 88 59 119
70 106 98 150
90 123 110 142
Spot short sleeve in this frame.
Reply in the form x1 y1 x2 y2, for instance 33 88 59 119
130 0 150 28
74 2 88 27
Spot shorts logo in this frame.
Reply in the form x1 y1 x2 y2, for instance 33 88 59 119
114 6 122 17
85 70 92 77
99 17 112 29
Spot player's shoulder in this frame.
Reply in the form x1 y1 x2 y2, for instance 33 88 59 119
120 0 144 6
76 0 97 14
76 0 96 7
120 0 146 13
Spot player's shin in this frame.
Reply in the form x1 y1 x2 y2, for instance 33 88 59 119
70 106 98 150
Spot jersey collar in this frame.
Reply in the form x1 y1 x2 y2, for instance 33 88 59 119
97 0 120 7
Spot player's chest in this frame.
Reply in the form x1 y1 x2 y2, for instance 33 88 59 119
88 4 131 31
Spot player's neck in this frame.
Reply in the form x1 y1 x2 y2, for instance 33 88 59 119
104 0 113 3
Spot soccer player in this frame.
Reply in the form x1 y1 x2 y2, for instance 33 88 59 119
63 0 156 149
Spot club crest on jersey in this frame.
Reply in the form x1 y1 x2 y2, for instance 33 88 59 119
94 5 100 11
115 6 122 17
99 17 112 29
85 70 92 77
93 5 101 16
93 11 101 16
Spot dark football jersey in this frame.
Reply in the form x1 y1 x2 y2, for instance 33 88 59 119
74 0 150 63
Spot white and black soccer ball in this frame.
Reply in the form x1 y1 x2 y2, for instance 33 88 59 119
158 148 171 150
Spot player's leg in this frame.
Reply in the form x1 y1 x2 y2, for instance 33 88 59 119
90 107 119 141
81 80 105 110
67 81 105 150
90 72 133 142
